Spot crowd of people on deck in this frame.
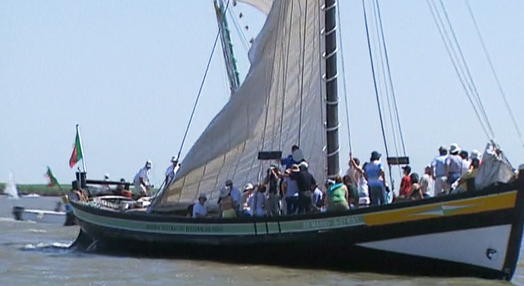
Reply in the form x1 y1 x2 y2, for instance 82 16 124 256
82 142 489 217
190 143 489 218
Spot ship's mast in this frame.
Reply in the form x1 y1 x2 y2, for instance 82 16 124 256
324 0 340 178
214 0 241 94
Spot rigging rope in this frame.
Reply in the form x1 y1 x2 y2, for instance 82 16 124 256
177 0 231 160
297 0 310 146
373 0 406 156
336 0 353 152
465 0 524 148
228 6 251 52
370 0 401 165
437 0 495 138
426 0 495 140
362 0 395 189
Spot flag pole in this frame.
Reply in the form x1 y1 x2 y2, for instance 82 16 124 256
76 124 87 173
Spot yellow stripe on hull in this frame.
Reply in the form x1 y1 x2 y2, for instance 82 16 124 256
365 190 517 227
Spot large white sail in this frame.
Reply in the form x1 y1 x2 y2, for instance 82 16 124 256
236 0 274 14
152 0 326 210
4 171 19 199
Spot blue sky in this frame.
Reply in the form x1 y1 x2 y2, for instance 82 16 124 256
1 0 523 191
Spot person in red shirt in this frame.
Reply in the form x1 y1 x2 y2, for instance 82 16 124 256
399 166 412 197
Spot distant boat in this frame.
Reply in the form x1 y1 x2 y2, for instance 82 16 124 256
3 171 19 199
21 194 41 198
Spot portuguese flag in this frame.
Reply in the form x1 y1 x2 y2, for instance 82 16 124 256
69 128 84 168
46 166 59 187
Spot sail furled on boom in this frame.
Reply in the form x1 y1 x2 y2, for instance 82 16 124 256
151 0 326 211
214 0 241 94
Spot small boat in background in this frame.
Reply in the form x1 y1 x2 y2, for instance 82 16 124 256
4 171 74 225
12 207 66 224
3 171 19 199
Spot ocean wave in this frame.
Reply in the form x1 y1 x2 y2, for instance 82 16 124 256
24 229 47 233
20 242 74 254
0 216 36 224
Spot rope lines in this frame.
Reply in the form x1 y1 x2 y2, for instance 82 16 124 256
337 0 353 152
362 0 408 187
361 0 396 188
177 0 231 160
426 0 495 139
465 0 524 148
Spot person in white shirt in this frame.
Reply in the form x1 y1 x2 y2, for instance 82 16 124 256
419 165 435 198
250 185 267 217
446 144 463 187
101 174 111 193
134 160 152 197
310 185 323 212
225 179 241 215
164 156 180 188
192 193 208 218
459 150 471 176
241 183 255 217
431 146 448 196
347 152 369 206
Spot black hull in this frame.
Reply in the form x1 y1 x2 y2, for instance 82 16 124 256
70 176 524 281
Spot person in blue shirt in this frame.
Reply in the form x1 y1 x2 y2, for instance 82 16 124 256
281 145 302 169
364 151 387 206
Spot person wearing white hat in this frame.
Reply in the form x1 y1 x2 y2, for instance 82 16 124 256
446 144 463 188
218 185 236 218
470 149 481 161
164 156 180 189
242 183 255 212
133 160 152 197
192 193 208 218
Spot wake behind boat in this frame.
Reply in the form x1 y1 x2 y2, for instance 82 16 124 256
68 0 524 281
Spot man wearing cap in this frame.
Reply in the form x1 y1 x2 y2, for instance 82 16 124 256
292 161 316 214
431 146 448 196
225 179 241 215
364 151 387 206
164 156 180 188
133 160 152 197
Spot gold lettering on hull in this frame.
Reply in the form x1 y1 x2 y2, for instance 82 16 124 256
302 216 363 230
146 224 224 233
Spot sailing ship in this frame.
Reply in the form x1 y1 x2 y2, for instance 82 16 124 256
2 171 19 199
68 0 524 281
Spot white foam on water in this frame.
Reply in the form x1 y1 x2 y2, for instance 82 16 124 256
21 241 74 254
24 229 47 233
21 194 40 198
